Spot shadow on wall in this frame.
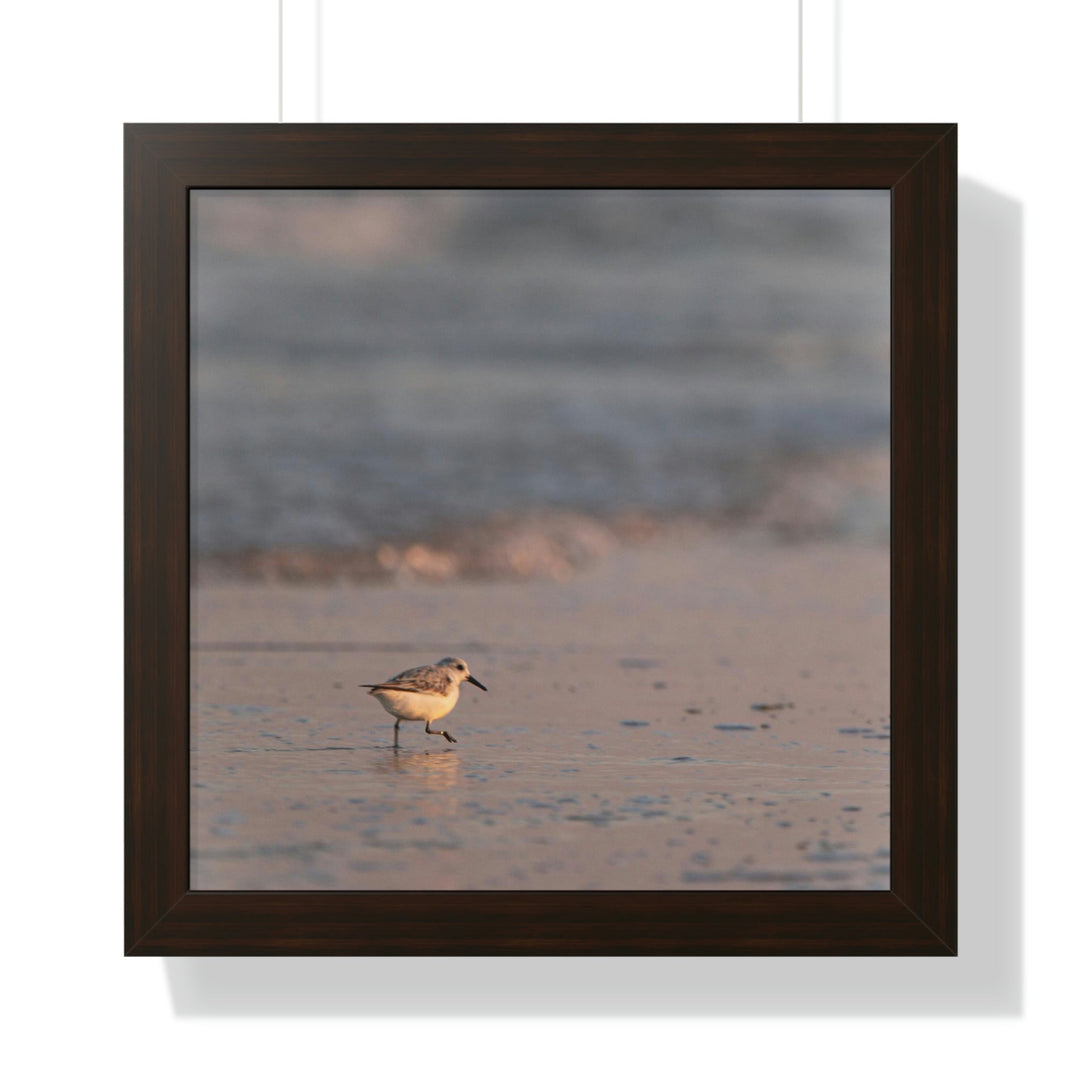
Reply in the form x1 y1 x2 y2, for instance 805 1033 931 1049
164 179 1022 1017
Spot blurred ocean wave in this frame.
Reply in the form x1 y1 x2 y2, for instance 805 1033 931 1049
192 191 890 575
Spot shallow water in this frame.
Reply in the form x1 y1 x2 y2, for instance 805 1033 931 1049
191 539 890 890
192 667 890 891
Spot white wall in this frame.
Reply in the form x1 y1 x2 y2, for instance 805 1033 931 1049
5 0 1074 1076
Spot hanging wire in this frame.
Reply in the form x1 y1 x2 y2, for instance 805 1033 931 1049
278 0 284 122
798 0 804 122
315 0 323 121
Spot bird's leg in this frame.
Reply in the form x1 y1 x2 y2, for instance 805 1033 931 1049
425 721 457 744
393 718 401 748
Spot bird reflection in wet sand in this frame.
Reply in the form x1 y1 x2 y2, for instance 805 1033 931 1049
361 657 487 747
375 750 462 791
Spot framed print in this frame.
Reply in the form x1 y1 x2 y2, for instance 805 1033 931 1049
125 124 956 955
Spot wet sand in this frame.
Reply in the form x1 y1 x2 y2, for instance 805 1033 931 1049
191 535 890 890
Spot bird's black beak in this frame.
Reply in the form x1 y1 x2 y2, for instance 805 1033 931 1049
466 674 488 691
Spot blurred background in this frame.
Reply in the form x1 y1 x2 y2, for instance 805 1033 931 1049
192 190 890 583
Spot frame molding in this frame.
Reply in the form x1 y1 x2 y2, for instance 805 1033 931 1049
125 124 956 955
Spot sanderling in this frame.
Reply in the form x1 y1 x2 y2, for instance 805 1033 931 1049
361 657 487 747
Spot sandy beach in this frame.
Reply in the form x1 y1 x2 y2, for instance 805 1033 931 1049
189 191 891 892
191 533 890 890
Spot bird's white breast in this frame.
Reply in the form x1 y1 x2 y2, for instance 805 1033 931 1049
372 684 459 722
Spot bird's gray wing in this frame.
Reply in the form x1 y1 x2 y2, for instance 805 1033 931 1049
363 664 451 694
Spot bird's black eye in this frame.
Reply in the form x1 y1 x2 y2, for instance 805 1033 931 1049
456 664 464 671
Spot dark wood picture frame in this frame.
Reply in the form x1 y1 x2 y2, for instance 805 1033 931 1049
125 124 956 956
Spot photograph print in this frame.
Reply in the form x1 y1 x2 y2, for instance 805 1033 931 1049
190 188 891 891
